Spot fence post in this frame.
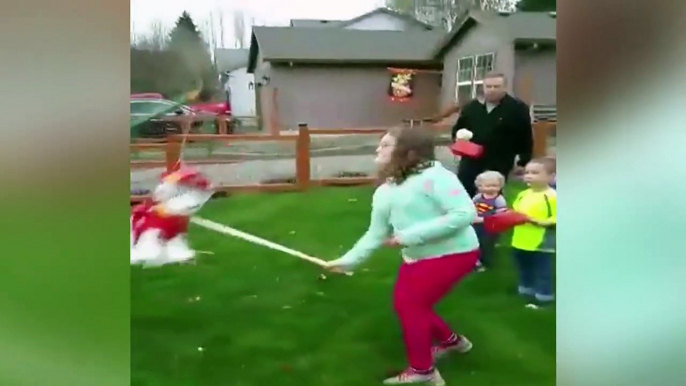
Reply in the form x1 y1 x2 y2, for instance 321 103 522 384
166 135 182 171
269 88 281 136
295 123 311 190
217 115 228 135
181 117 192 134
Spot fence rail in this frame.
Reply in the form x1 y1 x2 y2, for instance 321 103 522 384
130 122 555 203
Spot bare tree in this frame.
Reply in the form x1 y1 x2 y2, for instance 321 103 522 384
387 0 515 30
481 0 516 11
132 20 169 50
150 20 168 49
199 14 218 53
420 0 468 30
131 22 137 45
209 11 217 51
218 8 225 48
232 10 247 48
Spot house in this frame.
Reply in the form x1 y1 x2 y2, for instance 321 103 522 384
289 8 436 31
432 10 557 120
289 19 345 28
248 8 444 131
214 48 256 117
248 9 557 131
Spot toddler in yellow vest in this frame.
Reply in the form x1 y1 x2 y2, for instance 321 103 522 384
511 157 556 308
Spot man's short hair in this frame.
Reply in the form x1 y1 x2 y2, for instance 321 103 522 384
484 72 507 83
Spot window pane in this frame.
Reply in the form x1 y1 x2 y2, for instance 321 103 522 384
475 83 484 98
476 54 494 69
456 84 473 103
457 56 475 82
131 102 168 115
458 56 474 70
474 67 486 81
139 102 157 114
147 102 174 115
474 54 495 80
159 101 182 115
458 69 473 82
130 102 143 114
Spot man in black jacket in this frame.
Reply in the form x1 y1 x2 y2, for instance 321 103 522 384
432 72 533 197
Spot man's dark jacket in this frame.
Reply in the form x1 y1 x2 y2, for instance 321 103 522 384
451 94 533 173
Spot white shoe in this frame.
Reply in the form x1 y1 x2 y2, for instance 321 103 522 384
432 335 473 360
383 368 445 385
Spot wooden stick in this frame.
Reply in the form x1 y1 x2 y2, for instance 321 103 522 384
191 217 353 275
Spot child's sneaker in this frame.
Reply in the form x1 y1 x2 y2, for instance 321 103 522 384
432 334 473 360
383 368 445 385
526 297 555 310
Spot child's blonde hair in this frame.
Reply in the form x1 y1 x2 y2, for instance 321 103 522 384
528 157 556 174
475 170 505 187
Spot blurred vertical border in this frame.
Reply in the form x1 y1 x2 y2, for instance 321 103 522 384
0 0 130 385
558 0 686 385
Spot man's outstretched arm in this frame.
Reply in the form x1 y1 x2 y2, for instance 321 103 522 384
429 103 461 122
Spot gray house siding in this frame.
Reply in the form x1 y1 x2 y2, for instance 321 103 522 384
252 52 272 129
513 48 556 105
267 65 441 129
439 23 514 109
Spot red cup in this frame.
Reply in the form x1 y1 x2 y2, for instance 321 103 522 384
483 210 530 234
450 140 483 158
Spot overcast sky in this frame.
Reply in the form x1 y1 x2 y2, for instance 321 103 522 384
131 0 386 46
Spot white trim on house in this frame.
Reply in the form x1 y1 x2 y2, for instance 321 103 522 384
225 66 256 117
454 52 496 102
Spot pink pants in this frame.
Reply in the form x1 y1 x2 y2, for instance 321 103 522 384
393 249 479 371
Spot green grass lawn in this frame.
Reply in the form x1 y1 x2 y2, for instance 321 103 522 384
131 185 555 386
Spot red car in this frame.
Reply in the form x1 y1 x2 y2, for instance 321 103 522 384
190 100 231 116
130 93 232 116
130 94 234 139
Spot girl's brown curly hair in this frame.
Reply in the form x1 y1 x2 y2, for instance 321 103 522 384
378 126 436 184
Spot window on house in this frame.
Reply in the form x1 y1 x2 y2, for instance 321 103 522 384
456 84 473 105
455 53 495 102
457 57 474 83
474 54 494 81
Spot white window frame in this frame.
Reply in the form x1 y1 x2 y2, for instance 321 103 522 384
454 52 496 103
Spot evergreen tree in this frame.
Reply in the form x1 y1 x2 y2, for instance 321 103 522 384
167 11 217 101
130 48 192 98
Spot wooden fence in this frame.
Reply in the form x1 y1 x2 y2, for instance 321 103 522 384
165 114 234 135
130 121 555 203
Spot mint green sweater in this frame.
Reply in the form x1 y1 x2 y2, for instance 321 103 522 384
332 161 479 269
